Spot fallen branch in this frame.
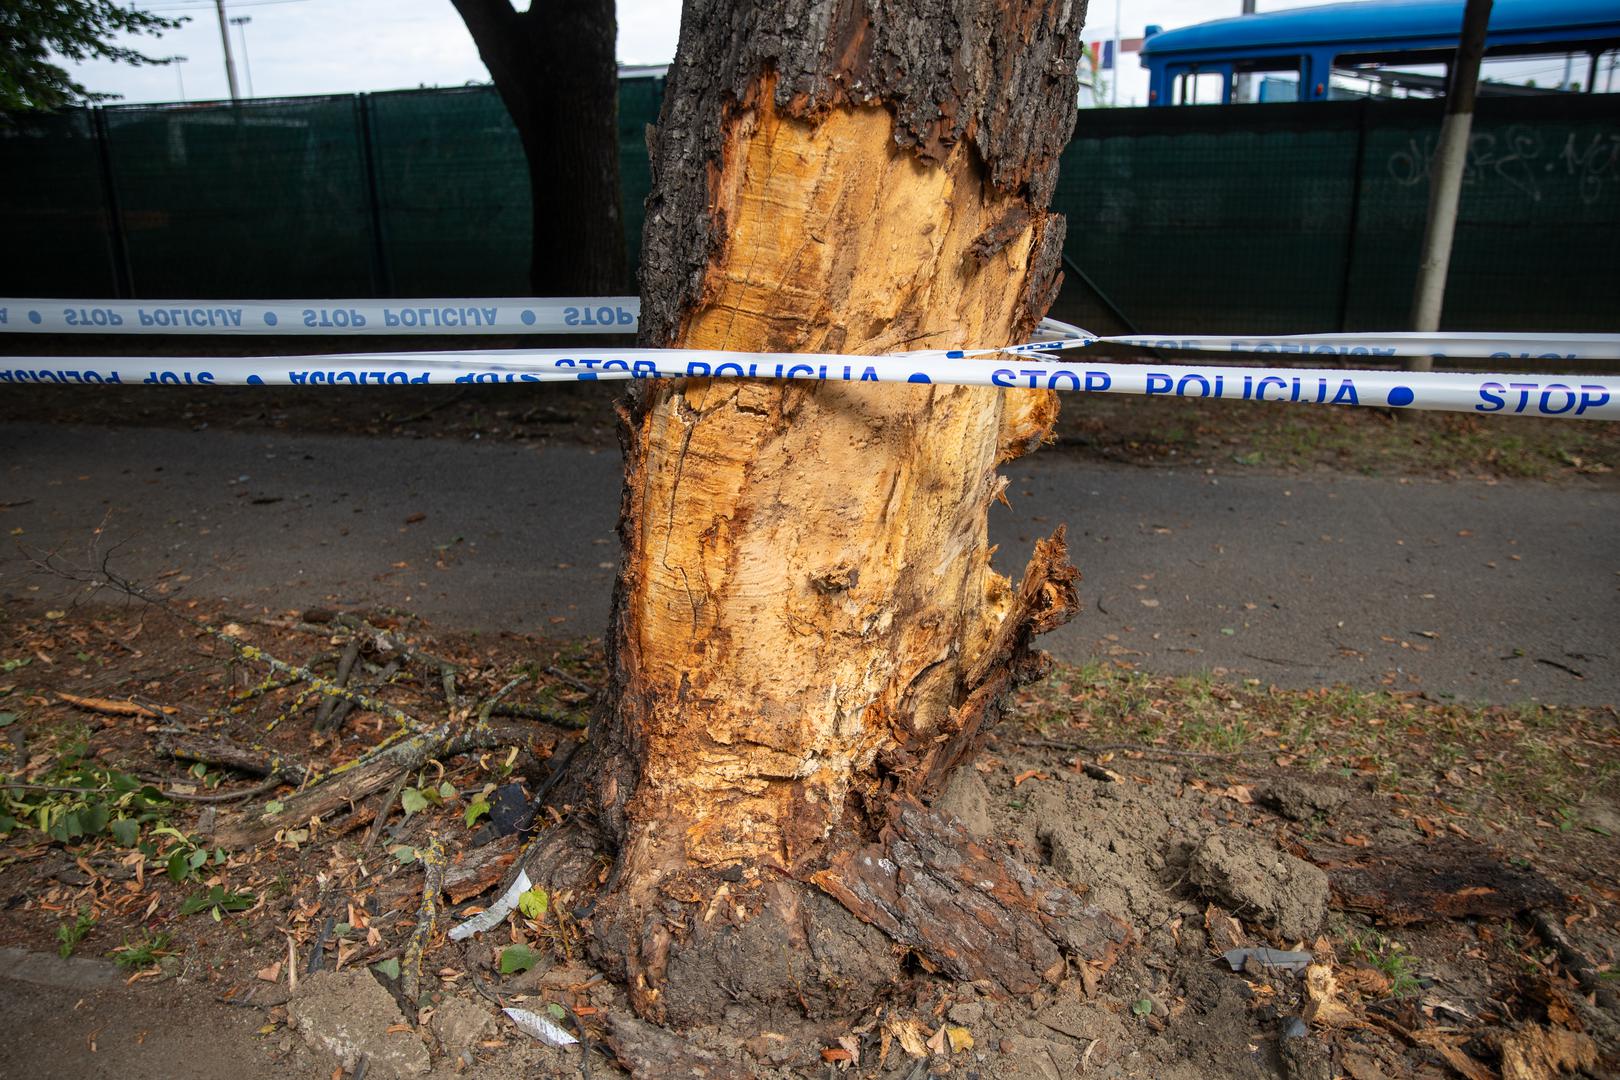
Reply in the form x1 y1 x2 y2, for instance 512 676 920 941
401 835 448 1007
1530 909 1619 1010
313 636 363 732
160 732 311 787
213 716 551 847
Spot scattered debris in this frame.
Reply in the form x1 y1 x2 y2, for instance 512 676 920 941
1189 830 1329 940
447 869 532 941
1261 777 1350 822
1222 946 1312 974
502 1006 576 1047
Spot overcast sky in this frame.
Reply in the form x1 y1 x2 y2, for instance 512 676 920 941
66 0 1598 108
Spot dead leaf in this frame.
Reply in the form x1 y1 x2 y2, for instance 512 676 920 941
820 1048 852 1064
884 1017 929 1059
55 692 169 718
946 1026 974 1053
256 961 283 983
1012 769 1048 787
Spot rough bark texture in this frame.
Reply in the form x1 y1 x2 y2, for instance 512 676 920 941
452 0 626 294
573 0 1088 1027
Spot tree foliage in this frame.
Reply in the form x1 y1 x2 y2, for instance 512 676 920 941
1 0 184 112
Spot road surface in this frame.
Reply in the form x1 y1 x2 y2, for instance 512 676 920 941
2 421 1613 705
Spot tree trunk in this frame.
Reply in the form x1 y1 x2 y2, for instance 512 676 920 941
575 0 1107 1028
452 0 626 295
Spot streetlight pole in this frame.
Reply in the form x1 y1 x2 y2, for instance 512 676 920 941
214 0 241 101
175 56 188 101
230 15 254 98
1407 0 1492 368
1236 0 1257 103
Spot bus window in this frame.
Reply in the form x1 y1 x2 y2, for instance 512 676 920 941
1177 70 1229 105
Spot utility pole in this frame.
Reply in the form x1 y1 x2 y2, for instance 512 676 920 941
214 0 241 101
1111 0 1122 106
1407 0 1491 370
1236 0 1257 103
230 15 254 98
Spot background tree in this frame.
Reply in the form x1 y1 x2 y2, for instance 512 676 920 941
0 0 183 112
524 0 1126 1031
451 0 626 296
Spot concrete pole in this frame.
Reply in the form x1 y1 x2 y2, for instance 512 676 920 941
214 0 241 101
1406 0 1491 371
1235 0 1257 103
1111 0 1122 106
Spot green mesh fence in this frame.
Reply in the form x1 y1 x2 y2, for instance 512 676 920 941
102 95 375 298
0 109 119 297
2 83 1614 336
366 86 529 296
1055 94 1620 334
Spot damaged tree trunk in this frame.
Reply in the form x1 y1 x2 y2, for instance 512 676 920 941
575 0 1093 1027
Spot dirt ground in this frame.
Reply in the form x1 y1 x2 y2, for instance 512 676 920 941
0 596 1616 1079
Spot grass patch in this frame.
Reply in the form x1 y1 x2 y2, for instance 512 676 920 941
1014 661 1620 826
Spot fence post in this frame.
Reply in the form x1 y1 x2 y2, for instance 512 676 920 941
1336 99 1370 332
356 93 393 297
91 107 135 299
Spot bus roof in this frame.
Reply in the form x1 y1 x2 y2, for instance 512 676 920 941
1139 0 1620 59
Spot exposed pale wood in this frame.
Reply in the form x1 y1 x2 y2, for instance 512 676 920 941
577 0 1089 1026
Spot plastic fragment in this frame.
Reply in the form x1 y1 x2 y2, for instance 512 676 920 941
503 1006 578 1047
447 870 531 941
1222 947 1312 973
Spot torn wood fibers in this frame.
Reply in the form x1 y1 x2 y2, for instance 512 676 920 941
579 0 1095 1024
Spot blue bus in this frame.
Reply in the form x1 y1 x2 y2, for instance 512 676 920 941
1139 0 1620 106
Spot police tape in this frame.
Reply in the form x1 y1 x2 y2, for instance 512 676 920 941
1098 331 1620 362
4 345 1616 420
0 298 641 335
6 296 1619 363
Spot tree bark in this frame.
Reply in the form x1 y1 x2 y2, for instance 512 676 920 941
452 0 627 295
573 0 1093 1027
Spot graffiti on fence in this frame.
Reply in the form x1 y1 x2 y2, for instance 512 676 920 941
1386 125 1620 205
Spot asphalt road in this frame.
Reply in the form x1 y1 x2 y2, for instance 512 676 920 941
2 421 1614 705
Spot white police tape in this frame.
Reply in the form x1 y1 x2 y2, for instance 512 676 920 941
1101 331 1620 362
0 298 640 335
6 296 1618 363
5 344 1616 420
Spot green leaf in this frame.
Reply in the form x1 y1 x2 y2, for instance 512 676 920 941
109 818 139 847
187 848 208 871
499 944 539 975
464 798 491 828
262 799 285 816
517 887 549 920
438 781 457 801
389 844 418 864
167 849 190 883
79 802 110 836
373 957 401 981
400 787 429 816
1132 998 1153 1017
0 712 16 727
546 1003 566 1021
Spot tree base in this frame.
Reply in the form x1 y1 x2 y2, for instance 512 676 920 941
520 796 1130 1031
